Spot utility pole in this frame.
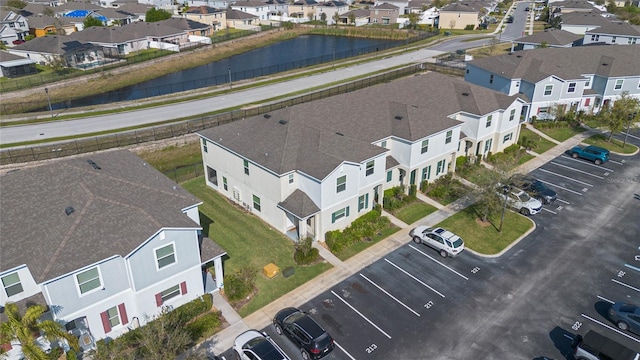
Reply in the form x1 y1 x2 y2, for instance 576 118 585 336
44 87 53 118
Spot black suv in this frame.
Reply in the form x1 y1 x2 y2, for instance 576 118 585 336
273 307 334 360
511 175 557 204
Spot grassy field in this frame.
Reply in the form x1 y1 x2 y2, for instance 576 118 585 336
436 206 534 254
518 126 557 154
583 134 639 154
334 225 401 261
535 125 586 142
392 201 438 224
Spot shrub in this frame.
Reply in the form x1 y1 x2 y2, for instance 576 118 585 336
420 180 429 193
173 294 212 323
185 311 222 340
224 266 257 302
464 24 475 30
408 184 417 198
324 208 386 254
294 237 320 265
456 156 467 169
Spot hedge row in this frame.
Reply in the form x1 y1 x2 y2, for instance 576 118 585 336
325 206 389 254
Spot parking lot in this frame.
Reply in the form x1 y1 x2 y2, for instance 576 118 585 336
224 130 640 360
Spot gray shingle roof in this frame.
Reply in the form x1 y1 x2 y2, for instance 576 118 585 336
341 8 370 17
163 17 211 31
226 9 258 20
198 72 521 181
200 237 227 263
23 14 73 29
70 20 187 43
232 0 270 7
54 1 100 12
185 5 225 14
468 45 640 82
0 150 201 283
11 35 98 55
560 11 613 26
515 28 582 46
372 3 399 9
277 189 321 219
586 21 640 37
385 155 400 170
440 2 482 12
115 3 154 14
0 50 26 62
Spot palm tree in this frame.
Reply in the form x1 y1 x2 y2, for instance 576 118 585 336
0 302 79 360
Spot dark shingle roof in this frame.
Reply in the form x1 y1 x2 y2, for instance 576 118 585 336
185 5 225 14
341 8 370 17
440 2 482 12
372 3 399 10
515 28 582 46
468 45 640 82
23 14 73 29
11 35 98 55
115 3 154 14
385 155 400 170
586 21 640 37
0 50 27 62
560 11 613 27
0 150 201 282
277 189 321 219
71 20 187 43
226 9 258 19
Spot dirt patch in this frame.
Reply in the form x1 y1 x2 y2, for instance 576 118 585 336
475 218 492 227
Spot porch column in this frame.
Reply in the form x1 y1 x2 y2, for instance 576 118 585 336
214 258 224 290
298 219 308 240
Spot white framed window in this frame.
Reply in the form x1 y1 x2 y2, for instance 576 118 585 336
155 243 176 270
568 82 576 93
201 138 207 153
509 109 516 121
585 77 592 88
486 115 492 128
544 84 553 96
614 79 624 90
365 160 374 176
503 133 513 143
331 206 349 223
381 140 387 148
422 165 431 181
358 194 369 212
612 36 616 43
223 177 228 191
288 174 294 184
421 139 429 154
445 130 452 144
253 195 261 212
2 273 24 297
160 284 181 303
336 175 346 193
484 138 492 153
386 170 392 182
243 160 249 175
106 306 120 328
207 167 218 186
76 267 101 295
436 159 446 175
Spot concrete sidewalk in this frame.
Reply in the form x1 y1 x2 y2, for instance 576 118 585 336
197 125 601 357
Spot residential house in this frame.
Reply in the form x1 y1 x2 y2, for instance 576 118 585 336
93 7 136 26
316 0 349 24
163 17 214 38
549 0 598 15
1 11 30 45
8 35 105 69
0 150 226 351
25 14 77 37
183 5 227 31
226 9 260 29
52 1 101 17
197 72 525 242
418 6 439 27
370 3 399 25
0 50 37 77
407 0 433 14
19 2 50 17
559 11 613 35
290 0 318 20
438 2 481 30
583 21 640 45
339 8 369 26
231 0 272 22
265 0 289 19
62 10 109 30
464 45 640 120
374 0 408 14
112 3 154 22
513 28 583 50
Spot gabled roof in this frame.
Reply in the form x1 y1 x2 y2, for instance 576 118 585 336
94 7 135 20
11 35 97 55
70 20 187 44
0 150 201 282
115 2 154 14
515 28 582 46
24 14 73 29
184 5 225 14
198 72 522 181
163 17 211 31
53 1 100 12
467 45 640 82
407 0 432 8
0 49 32 62
341 8 370 18
586 21 640 36
318 0 348 7
440 2 482 13
560 11 613 26
552 0 597 10
278 190 321 219
19 3 50 16
231 0 270 7
292 0 318 5
372 3 399 10
226 9 259 19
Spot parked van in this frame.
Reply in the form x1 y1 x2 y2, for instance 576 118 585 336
571 330 640 360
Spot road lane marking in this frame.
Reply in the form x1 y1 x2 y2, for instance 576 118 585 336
559 155 615 172
359 274 420 317
384 258 446 297
539 168 592 189
608 159 624 165
621 132 640 140
333 341 356 360
611 278 640 293
542 208 557 214
549 161 605 179
331 290 392 339
581 313 640 343
556 198 570 204
624 263 640 273
597 295 614 304
408 244 469 280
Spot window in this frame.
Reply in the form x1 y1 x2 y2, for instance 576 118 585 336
76 267 101 294
365 160 374 176
612 36 616 43
489 74 494 84
422 166 431 181
106 306 120 328
288 174 294 184
207 167 218 186
585 77 591 88
253 195 261 212
503 133 513 143
358 194 369 212
544 84 553 96
381 140 387 148
509 109 516 121
590 34 599 42
421 139 429 154
485 138 492 153
568 82 576 93
100 303 128 334
155 243 176 269
336 175 346 193
486 115 492 128
160 284 180 303
223 177 228 191
331 206 349 223
614 79 624 90
201 138 207 153
2 273 23 297
386 170 392 182
584 98 591 107
445 130 452 144
243 160 249 175
436 159 446 175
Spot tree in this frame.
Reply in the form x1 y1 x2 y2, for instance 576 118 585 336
0 302 79 360
332 12 340 25
307 11 314 21
320 12 327 23
599 91 640 144
348 13 355 25
134 309 191 359
6 0 26 9
146 8 173 22
486 37 500 55
83 16 104 28
407 12 420 29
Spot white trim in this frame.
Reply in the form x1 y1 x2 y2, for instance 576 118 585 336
153 242 177 271
74 266 103 297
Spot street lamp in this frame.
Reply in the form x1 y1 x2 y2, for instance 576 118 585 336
228 65 232 89
623 111 638 148
44 87 52 118
332 46 336 69
499 185 509 233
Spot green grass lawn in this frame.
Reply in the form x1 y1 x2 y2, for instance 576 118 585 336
182 177 332 317
435 206 534 254
518 126 557 154
392 201 438 224
335 225 401 261
583 134 639 155
535 125 586 142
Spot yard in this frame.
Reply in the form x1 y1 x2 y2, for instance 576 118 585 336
518 126 556 154
534 123 586 142
391 200 438 224
583 133 639 154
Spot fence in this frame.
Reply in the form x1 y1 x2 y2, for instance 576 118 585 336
0 62 464 166
162 162 204 183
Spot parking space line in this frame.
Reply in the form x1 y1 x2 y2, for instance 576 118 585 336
556 198 570 204
384 258 446 297
359 274 420 317
408 245 469 280
597 295 614 304
581 313 640 343
333 341 356 360
608 159 624 165
624 263 640 273
331 290 392 339
542 208 557 214
621 132 640 140
559 155 615 172
611 278 640 293
539 169 591 190
549 161 605 179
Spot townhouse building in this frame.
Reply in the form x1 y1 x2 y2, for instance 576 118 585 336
197 72 525 242
583 21 640 45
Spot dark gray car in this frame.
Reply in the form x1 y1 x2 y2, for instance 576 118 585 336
511 175 557 204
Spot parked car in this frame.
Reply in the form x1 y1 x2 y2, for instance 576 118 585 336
234 330 291 360
409 226 465 257
511 175 557 204
571 330 639 360
524 6 530 11
608 302 640 334
570 145 610 165
506 15 514 23
12 39 25 45
497 186 543 215
273 307 334 360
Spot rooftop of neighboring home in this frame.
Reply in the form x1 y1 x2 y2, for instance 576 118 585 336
70 19 188 43
22 14 73 28
184 5 225 14
198 72 522 181
19 2 50 16
551 0 597 10
226 8 259 19
586 21 640 36
94 7 135 19
53 0 101 12
0 150 201 283
318 0 348 7
113 2 154 14
559 11 614 26
11 35 98 55
0 49 33 62
163 17 212 31
467 45 640 82
231 0 272 7
440 1 484 13
372 3 399 10
341 8 370 17
515 28 583 45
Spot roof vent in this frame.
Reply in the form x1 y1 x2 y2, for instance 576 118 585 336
461 92 470 96
516 55 522 58
602 63 609 66
65 206 75 216
264 114 271 119
394 115 403 120
278 119 287 125
87 159 101 170
336 132 344 136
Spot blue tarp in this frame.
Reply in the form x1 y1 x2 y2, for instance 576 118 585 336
65 10 108 22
